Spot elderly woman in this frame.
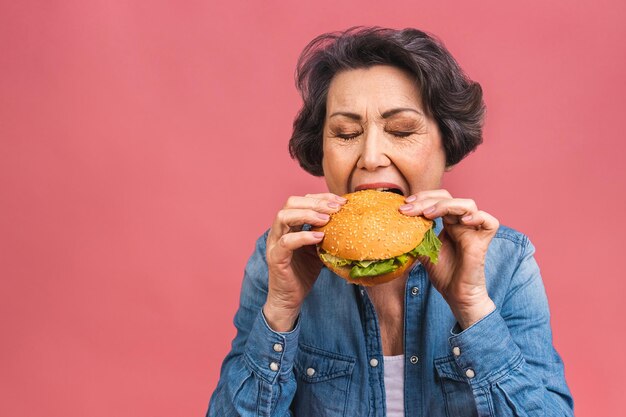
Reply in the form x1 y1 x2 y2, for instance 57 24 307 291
207 27 573 416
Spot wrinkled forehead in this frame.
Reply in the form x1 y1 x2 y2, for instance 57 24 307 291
325 65 424 118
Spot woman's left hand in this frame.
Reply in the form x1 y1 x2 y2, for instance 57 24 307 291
400 189 499 329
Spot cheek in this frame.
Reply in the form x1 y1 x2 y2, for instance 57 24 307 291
401 145 446 183
322 149 341 179
322 144 354 189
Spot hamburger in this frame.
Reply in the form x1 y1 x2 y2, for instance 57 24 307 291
312 189 441 286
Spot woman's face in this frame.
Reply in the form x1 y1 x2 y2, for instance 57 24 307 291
322 65 447 197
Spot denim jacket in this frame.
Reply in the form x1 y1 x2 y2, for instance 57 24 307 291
207 220 574 416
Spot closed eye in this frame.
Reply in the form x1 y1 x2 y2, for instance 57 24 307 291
336 132 361 140
389 131 414 138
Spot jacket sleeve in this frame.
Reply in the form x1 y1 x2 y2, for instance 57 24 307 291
446 236 574 416
206 230 299 417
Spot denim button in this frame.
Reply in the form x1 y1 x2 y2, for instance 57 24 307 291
410 287 419 296
306 367 316 377
270 362 279 371
465 368 475 378
273 343 283 352
369 358 379 367
410 355 418 364
452 346 461 356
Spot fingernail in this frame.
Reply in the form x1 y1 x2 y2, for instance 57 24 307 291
312 231 324 238
328 202 340 209
317 213 330 220
423 206 436 214
405 195 416 203
336 196 348 203
461 215 472 222
399 204 413 211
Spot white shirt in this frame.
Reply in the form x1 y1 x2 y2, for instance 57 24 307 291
383 354 405 417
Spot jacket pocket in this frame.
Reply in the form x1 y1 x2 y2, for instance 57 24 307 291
292 343 355 417
434 355 478 417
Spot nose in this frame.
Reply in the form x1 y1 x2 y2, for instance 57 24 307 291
356 127 391 171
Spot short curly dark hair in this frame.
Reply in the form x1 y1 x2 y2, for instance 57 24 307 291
288 26 486 176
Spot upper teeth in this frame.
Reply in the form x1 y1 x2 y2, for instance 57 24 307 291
376 188 391 191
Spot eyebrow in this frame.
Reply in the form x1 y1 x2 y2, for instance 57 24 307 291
329 107 423 120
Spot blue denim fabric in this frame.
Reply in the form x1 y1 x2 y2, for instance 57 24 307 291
207 219 574 416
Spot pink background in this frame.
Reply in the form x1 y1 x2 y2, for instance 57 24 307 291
1 1 624 416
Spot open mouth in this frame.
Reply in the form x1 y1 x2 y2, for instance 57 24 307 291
375 187 404 196
354 183 406 196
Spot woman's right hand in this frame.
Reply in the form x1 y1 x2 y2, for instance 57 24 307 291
263 193 347 332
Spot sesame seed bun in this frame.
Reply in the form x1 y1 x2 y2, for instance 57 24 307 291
312 190 433 285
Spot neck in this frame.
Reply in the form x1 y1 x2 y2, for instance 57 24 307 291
366 275 407 356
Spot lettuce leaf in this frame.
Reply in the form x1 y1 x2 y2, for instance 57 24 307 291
395 254 410 265
350 258 397 278
349 251 415 278
408 228 441 264
319 251 352 267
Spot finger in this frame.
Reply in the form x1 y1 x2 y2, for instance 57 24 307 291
420 198 478 220
405 189 452 203
284 195 346 214
457 210 500 231
399 197 445 216
268 230 325 263
268 208 332 242
303 192 347 203
400 197 476 218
